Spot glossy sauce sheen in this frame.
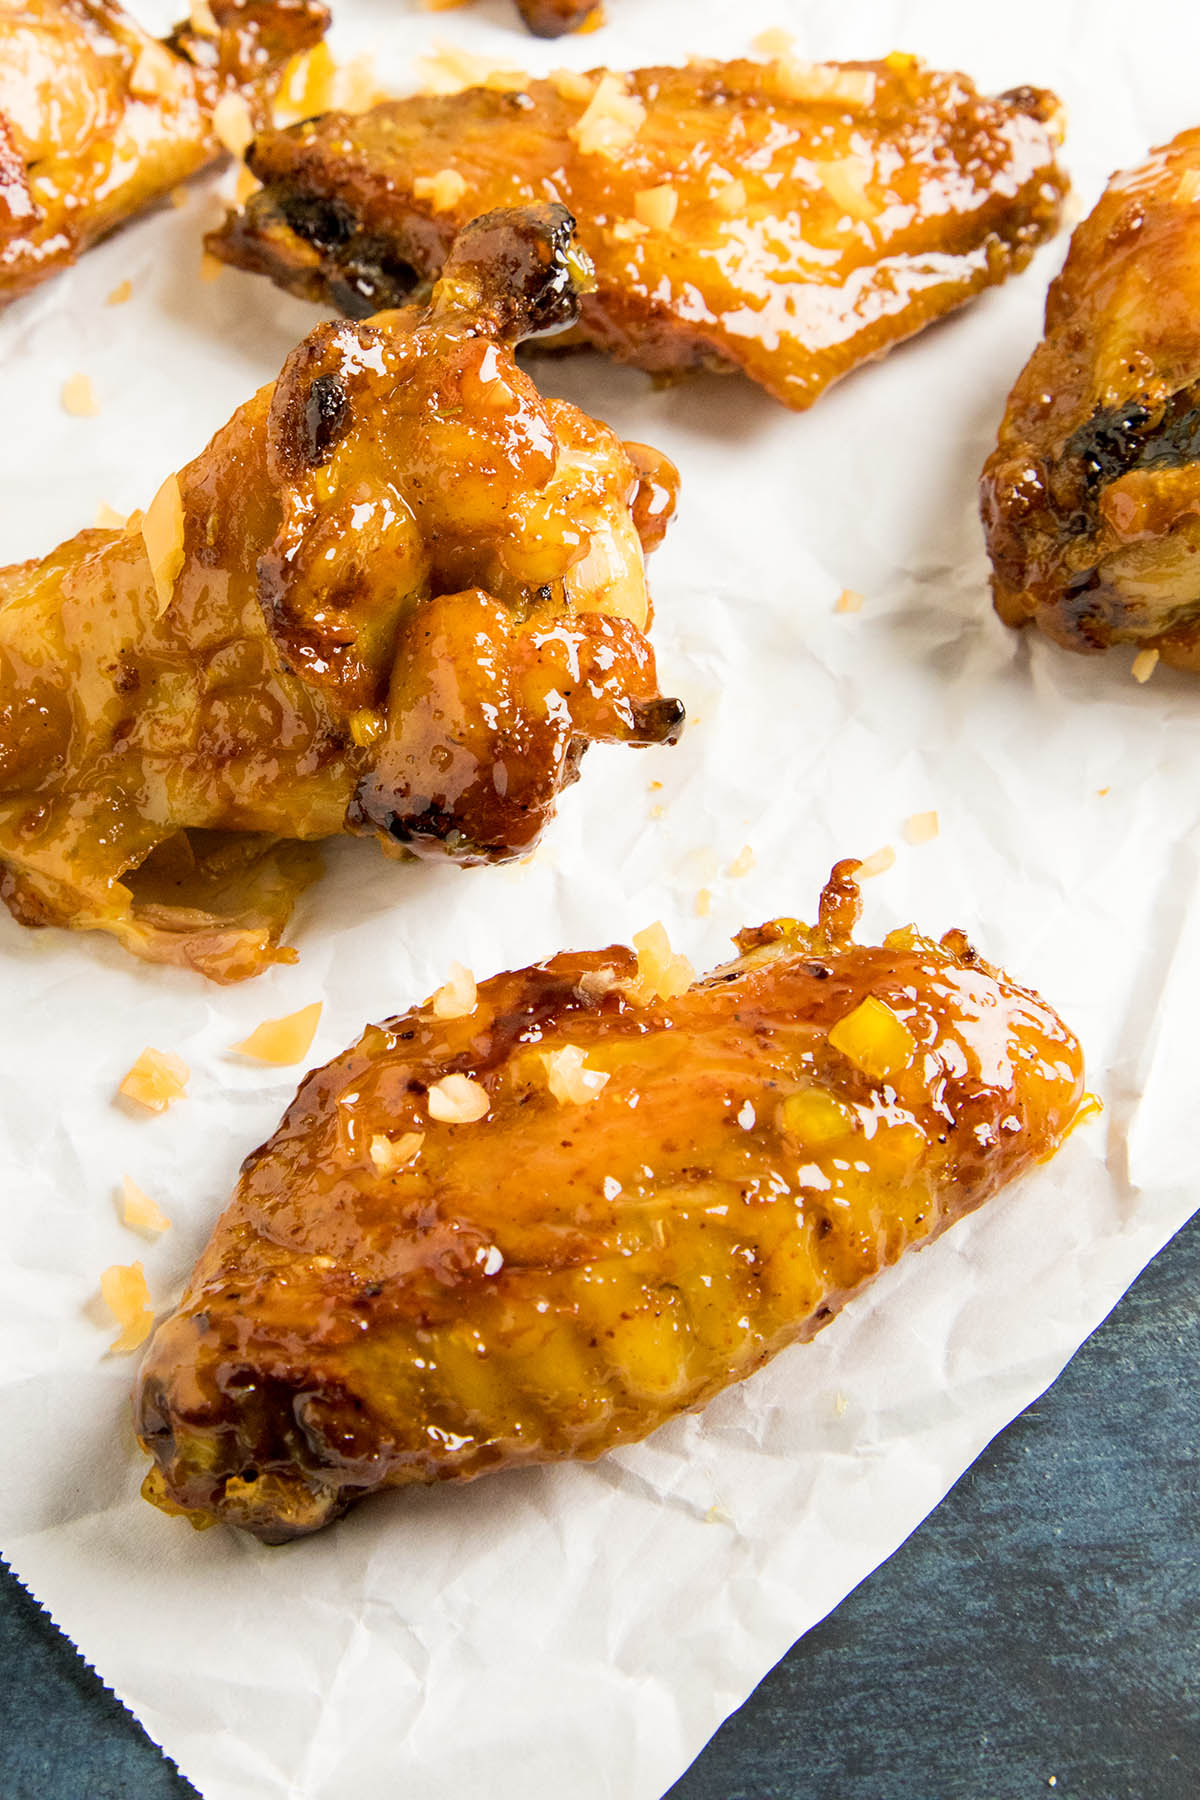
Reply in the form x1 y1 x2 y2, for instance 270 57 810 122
211 55 1067 410
135 864 1087 1541
0 0 329 304
0 205 681 979
982 128 1200 671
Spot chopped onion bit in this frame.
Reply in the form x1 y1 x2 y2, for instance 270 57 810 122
857 845 895 879
630 921 694 1004
121 1175 171 1236
118 1047 189 1113
61 372 99 417
141 473 185 616
427 1073 490 1124
835 587 864 613
634 184 678 230
570 73 646 158
432 961 477 1020
100 1262 154 1354
726 844 755 879
904 810 940 846
94 501 128 529
414 168 468 212
212 92 254 157
232 1001 322 1064
106 279 133 306
543 1045 610 1105
1132 648 1159 683
370 1131 425 1173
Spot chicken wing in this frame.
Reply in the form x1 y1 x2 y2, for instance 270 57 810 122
209 54 1067 411
514 0 602 35
982 130 1200 671
0 0 330 306
0 204 682 981
135 860 1087 1541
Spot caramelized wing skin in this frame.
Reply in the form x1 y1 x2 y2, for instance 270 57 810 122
135 861 1087 1541
0 205 681 980
0 0 329 305
209 55 1066 410
514 0 602 35
982 130 1200 671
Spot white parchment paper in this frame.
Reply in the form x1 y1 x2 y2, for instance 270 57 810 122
2 2 1198 1794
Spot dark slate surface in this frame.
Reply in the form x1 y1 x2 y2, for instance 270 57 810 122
2 1211 1197 1800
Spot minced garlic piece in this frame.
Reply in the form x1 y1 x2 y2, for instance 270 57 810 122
94 501 128 530
141 473 185 617
857 845 895 879
570 73 646 159
634 184 678 230
713 179 747 218
726 845 755 879
630 921 694 1004
753 27 795 56
427 1073 490 1123
835 587 864 613
121 1175 171 1236
775 58 876 108
425 0 471 10
904 810 939 846
106 279 133 306
828 996 916 1081
578 965 622 1001
232 1001 322 1064
370 1131 425 1173
543 1044 609 1105
100 1262 154 1354
1175 166 1200 206
118 1047 189 1113
413 169 468 212
780 1087 855 1146
1132 648 1159 683
61 373 98 417
212 92 254 157
551 67 596 105
432 961 477 1020
610 218 649 242
695 888 712 918
189 0 218 34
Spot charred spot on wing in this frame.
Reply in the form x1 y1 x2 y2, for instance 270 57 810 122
629 695 686 744
303 372 350 466
439 203 593 341
1066 393 1200 493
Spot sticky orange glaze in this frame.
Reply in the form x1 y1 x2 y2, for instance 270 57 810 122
0 206 681 979
983 129 1200 672
0 0 329 305
135 861 1087 1540
210 55 1066 410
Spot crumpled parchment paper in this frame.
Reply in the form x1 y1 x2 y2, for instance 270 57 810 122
1 2 1198 1795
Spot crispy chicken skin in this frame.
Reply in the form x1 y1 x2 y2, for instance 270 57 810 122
514 0 601 35
135 861 1087 1541
0 204 681 981
982 130 1200 671
209 55 1067 411
0 0 329 306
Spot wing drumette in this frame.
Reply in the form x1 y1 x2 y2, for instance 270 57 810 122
0 0 329 306
983 130 1200 671
209 53 1066 411
0 205 681 981
135 860 1087 1541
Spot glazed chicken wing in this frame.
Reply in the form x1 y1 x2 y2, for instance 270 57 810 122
982 129 1200 671
0 0 329 305
209 53 1067 411
135 861 1087 1541
0 204 681 981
